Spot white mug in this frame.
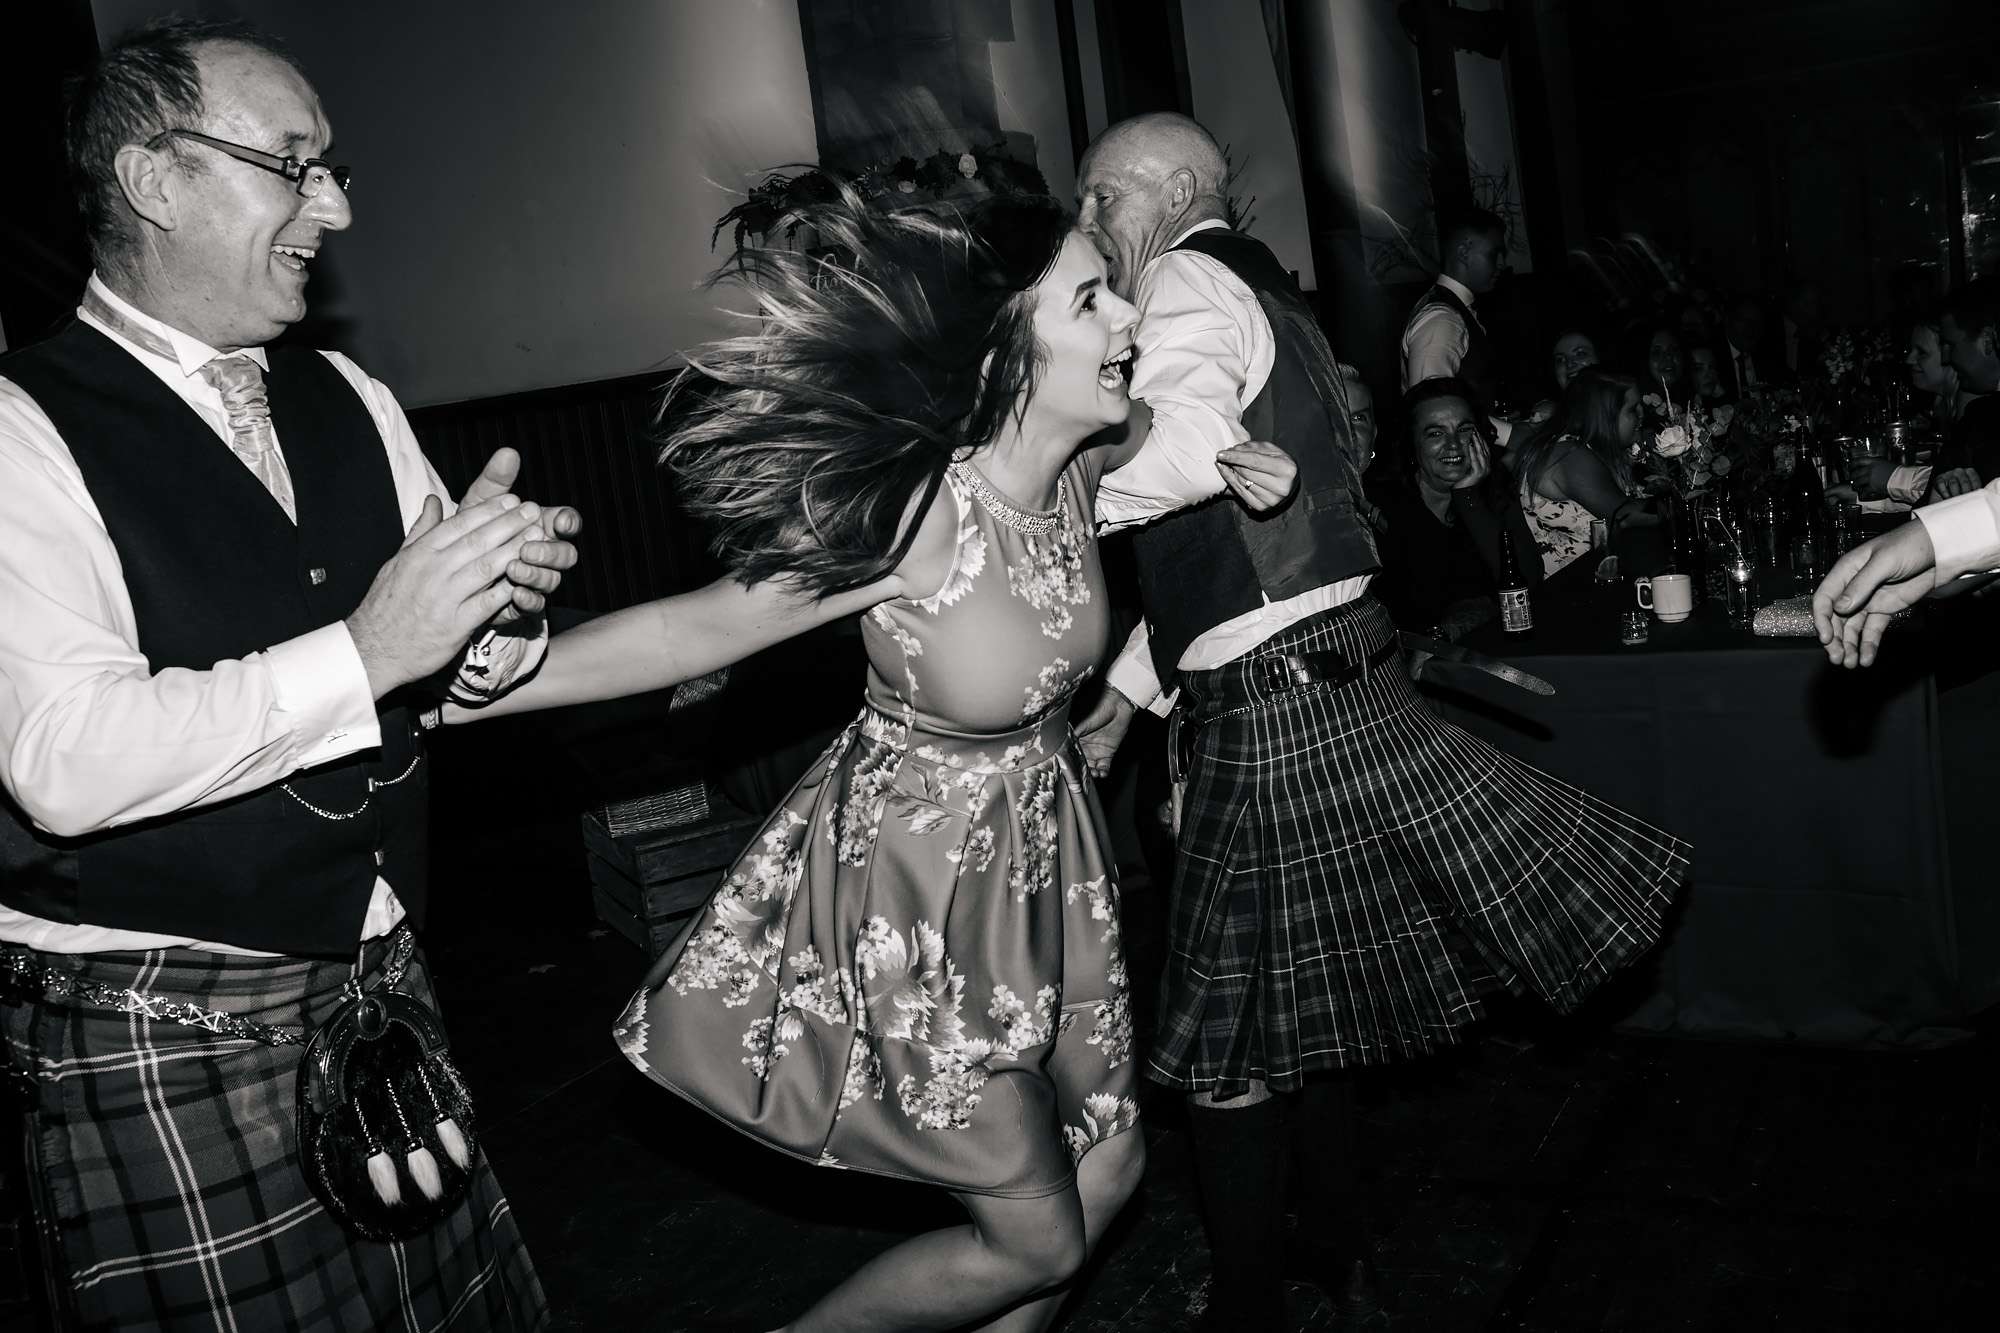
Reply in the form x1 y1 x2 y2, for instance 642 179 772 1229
1638 573 1694 623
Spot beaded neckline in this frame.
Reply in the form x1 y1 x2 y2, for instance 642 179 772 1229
950 463 1070 537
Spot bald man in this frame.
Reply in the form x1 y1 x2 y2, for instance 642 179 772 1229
1074 115 1682 1331
1074 111 1384 1327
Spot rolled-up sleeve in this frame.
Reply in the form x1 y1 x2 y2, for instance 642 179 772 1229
1887 464 1931 505
1094 251 1265 534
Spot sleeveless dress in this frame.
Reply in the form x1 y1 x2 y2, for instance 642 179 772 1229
614 453 1139 1199
1520 436 1602 576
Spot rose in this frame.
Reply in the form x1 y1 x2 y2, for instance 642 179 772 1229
1712 454 1734 476
1711 404 1736 434
957 153 978 178
1654 424 1693 458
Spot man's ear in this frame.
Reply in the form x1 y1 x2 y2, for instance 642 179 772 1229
1168 167 1197 213
113 143 180 235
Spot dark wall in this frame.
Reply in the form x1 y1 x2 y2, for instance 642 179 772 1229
1563 0 2000 321
0 0 96 349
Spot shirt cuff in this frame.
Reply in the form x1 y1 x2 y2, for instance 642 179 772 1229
1887 465 1930 504
265 623 381 767
1916 484 2000 583
1105 640 1174 718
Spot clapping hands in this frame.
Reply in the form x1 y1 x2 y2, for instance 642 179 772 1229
457 448 583 619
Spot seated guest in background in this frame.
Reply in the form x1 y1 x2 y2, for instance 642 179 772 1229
1722 297 1768 399
1340 362 1378 475
1401 208 1507 406
1512 368 1652 576
1780 277 1825 378
1374 377 1544 638
1847 314 1965 503
1932 278 2000 499
1688 342 1727 403
1635 323 1688 404
1524 327 1602 425
1679 299 1716 347
1551 328 1601 393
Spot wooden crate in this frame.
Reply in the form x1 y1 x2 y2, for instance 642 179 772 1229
582 794 760 959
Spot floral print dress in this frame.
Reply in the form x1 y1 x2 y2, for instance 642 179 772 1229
1521 433 1600 577
615 452 1140 1198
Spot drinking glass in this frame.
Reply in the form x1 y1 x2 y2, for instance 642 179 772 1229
1723 555 1758 624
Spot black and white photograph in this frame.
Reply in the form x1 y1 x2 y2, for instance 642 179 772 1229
2 2 1999 1329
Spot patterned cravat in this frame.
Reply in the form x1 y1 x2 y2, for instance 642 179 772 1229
197 356 298 522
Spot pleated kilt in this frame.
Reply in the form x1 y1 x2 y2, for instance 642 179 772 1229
1148 594 1689 1095
0 931 547 1332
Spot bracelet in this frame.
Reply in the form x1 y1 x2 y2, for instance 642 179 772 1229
418 706 442 731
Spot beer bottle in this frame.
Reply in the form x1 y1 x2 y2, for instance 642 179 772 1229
1498 526 1534 636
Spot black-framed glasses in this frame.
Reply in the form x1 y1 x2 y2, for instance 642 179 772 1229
147 128 350 199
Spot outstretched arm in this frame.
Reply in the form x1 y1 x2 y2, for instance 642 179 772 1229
446 468 960 722
443 572 894 722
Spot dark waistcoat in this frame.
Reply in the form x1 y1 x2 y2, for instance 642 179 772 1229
1408 281 1494 408
0 321 427 957
1131 228 1380 680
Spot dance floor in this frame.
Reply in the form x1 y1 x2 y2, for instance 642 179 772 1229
417 719 1998 1332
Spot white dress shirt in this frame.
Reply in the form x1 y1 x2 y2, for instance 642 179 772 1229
1094 221 1370 715
0 276 545 955
1917 478 2000 580
1400 273 1479 389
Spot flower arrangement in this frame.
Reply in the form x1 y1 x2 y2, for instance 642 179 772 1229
1636 383 1732 498
1712 384 1812 497
711 145 1050 251
1818 331 1862 388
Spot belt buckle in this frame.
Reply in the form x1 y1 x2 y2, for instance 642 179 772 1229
1256 654 1296 694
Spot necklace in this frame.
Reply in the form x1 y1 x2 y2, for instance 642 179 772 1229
950 463 1069 537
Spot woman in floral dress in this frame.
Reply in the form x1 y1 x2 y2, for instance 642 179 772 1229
451 193 1296 1331
1512 367 1654 575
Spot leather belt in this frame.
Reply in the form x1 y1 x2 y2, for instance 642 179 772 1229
1170 636 1401 783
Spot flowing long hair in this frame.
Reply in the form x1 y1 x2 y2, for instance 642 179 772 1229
1511 367 1638 498
659 187 1073 594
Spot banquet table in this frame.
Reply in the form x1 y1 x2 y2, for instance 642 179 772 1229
1423 560 2000 1048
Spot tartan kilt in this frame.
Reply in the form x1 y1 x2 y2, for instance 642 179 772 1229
1 932 546 1332
1148 595 1689 1095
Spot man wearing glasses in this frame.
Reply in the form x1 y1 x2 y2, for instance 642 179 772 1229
0 19 562 1329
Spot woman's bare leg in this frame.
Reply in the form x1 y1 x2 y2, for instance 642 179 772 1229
778 1181 1088 1333
962 1127 1148 1332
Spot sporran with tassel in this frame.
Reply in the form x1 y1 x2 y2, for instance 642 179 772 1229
297 931 481 1241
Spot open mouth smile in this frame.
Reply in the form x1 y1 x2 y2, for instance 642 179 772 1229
272 243 318 273
1098 346 1134 391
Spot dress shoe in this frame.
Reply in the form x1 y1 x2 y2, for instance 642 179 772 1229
1284 1240 1383 1320
1319 1253 1383 1319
